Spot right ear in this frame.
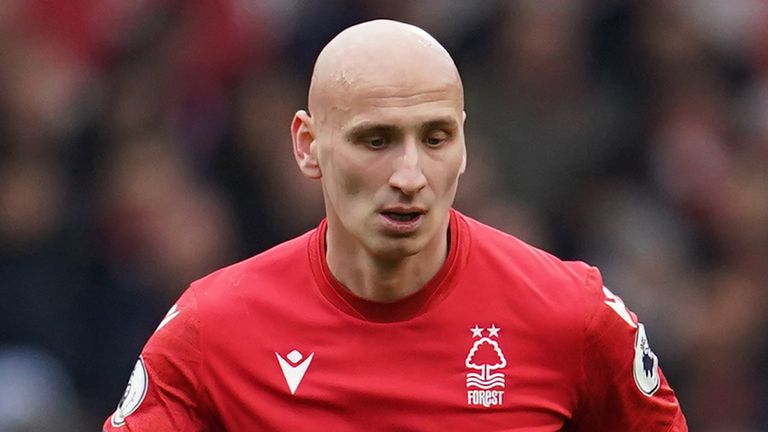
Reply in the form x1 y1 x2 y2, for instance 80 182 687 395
291 110 321 179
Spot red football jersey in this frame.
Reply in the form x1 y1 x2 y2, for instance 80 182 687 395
104 210 687 431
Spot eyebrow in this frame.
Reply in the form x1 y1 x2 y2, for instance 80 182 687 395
420 117 459 132
345 122 396 139
345 116 459 139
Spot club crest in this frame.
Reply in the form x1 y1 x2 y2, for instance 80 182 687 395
465 325 507 407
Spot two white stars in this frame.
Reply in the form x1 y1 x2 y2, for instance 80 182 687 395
470 324 500 338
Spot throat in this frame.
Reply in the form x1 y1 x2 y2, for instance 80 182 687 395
323 218 451 303
355 262 427 302
327 242 448 303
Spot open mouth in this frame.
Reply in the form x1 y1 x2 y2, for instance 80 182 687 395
382 212 421 222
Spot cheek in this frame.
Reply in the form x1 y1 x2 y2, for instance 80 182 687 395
427 151 465 193
324 146 385 203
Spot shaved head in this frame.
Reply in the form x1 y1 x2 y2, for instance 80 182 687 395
290 19 468 292
308 20 463 126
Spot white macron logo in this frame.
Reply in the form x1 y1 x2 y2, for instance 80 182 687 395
276 350 314 395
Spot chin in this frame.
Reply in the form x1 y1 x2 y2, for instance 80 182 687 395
368 237 424 260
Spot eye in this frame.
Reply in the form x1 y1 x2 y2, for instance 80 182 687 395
424 131 449 147
365 136 387 149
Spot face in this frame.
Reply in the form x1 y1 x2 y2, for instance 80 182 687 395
303 73 466 260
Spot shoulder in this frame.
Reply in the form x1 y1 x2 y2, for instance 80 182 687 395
189 229 316 308
459 212 603 303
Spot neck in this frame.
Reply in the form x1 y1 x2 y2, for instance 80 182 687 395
325 220 450 303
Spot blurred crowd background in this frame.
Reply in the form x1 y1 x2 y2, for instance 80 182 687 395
0 0 766 430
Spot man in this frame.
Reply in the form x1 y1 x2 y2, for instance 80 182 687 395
104 19 687 431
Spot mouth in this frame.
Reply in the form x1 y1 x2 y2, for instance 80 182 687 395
381 211 421 222
378 208 426 233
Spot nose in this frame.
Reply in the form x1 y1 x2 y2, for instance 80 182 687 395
389 140 427 196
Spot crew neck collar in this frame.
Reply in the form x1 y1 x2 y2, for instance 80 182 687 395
308 209 469 323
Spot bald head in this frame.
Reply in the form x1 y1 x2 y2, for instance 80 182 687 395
290 19 468 265
308 20 463 125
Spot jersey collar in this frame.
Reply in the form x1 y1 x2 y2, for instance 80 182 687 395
309 209 469 323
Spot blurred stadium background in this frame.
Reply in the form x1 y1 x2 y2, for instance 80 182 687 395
0 0 766 430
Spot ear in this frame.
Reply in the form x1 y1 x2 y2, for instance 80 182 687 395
459 111 467 174
291 110 321 179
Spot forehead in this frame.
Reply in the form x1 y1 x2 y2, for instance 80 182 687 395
325 65 463 130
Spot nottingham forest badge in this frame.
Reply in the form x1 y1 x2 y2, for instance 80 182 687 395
465 325 507 407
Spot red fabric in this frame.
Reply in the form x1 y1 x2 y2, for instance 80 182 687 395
104 210 687 431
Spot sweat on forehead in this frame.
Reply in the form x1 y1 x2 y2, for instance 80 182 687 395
307 20 463 121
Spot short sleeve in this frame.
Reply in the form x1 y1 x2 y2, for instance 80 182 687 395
573 268 688 431
103 286 211 431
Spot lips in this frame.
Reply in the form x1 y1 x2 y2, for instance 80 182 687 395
381 211 420 222
379 207 426 233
